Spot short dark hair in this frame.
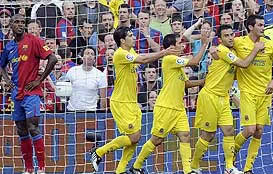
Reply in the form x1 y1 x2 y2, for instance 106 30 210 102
80 46 96 57
78 17 91 28
163 33 180 49
217 24 233 37
27 19 42 28
219 13 233 22
113 27 131 47
171 13 182 23
57 45 72 59
138 8 150 17
118 4 132 14
245 15 264 32
10 14 25 24
202 20 212 27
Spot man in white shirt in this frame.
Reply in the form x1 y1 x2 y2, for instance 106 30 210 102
66 46 107 111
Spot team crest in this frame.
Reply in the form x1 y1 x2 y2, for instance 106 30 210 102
22 45 28 50
245 115 249 121
227 53 236 61
126 54 134 62
159 128 164 134
128 124 134 129
176 58 185 65
43 45 50 51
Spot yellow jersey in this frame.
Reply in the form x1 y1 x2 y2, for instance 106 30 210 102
234 36 273 96
111 47 139 102
155 55 189 110
204 44 238 96
99 0 123 28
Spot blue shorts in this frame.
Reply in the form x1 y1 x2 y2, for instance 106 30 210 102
12 95 41 121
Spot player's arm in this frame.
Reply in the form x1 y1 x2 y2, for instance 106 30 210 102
133 46 180 64
185 79 205 88
186 34 209 66
232 42 264 68
25 54 58 91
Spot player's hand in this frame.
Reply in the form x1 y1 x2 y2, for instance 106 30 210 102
209 46 220 60
164 46 181 56
265 80 273 95
25 80 41 91
254 42 265 52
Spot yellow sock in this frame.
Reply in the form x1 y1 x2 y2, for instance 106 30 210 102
223 136 235 169
191 138 209 169
180 143 192 174
234 132 247 154
244 137 261 172
133 140 155 169
116 144 137 173
96 136 132 157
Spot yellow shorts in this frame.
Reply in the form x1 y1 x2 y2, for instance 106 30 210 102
195 88 233 132
240 92 271 126
151 106 190 138
110 101 142 135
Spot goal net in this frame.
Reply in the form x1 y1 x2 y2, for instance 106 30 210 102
0 0 272 174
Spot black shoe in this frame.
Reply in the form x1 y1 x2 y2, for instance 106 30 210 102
244 171 254 174
89 148 102 172
129 167 145 174
188 171 199 174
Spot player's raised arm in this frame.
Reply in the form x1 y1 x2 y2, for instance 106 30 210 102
133 46 180 64
186 30 210 66
231 41 264 68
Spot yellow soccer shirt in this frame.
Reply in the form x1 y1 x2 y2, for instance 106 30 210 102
155 55 189 110
99 0 123 28
204 44 238 96
234 36 273 96
110 47 139 102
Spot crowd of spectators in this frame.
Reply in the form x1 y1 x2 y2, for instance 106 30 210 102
0 0 272 112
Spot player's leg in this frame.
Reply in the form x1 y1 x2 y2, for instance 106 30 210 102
13 99 34 173
115 106 143 173
131 106 176 173
191 130 215 171
220 126 243 174
191 89 217 172
243 95 270 173
234 92 256 156
24 95 45 172
91 102 141 172
172 110 193 174
130 134 163 174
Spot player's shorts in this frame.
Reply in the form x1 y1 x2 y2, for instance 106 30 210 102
151 106 190 138
12 95 41 121
110 101 142 135
240 92 271 126
195 88 233 132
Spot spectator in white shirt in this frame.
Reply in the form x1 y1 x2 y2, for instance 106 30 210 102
66 46 107 111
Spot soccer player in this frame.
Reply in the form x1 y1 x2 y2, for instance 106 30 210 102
0 14 58 174
191 24 264 174
130 32 210 174
90 26 179 174
232 15 273 174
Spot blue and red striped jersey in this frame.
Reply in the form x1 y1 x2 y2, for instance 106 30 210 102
132 28 163 54
0 34 52 100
